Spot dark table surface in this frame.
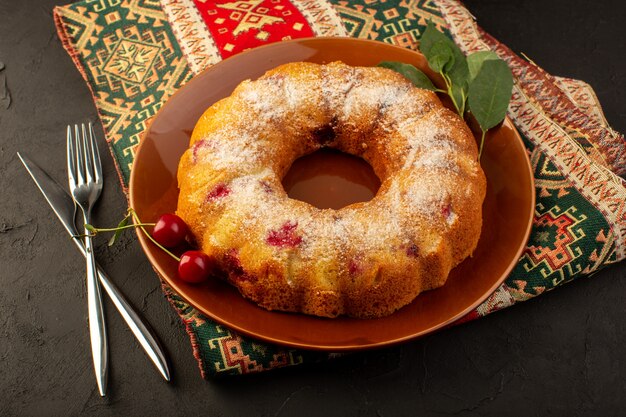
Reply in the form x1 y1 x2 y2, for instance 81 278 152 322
2 1 625 416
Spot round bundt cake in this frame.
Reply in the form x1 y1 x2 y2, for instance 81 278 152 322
176 61 487 318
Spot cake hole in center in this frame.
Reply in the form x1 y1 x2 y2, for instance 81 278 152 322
282 148 381 210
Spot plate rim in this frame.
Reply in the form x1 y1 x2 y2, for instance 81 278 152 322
129 37 536 351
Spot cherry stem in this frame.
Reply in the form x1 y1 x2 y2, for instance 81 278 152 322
129 209 181 262
71 233 92 239
88 223 156 233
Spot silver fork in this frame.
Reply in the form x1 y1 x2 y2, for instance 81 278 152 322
67 123 108 397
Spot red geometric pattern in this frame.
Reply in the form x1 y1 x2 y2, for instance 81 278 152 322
192 0 314 58
527 212 578 270
215 334 265 373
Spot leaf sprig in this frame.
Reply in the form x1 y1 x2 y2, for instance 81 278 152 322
379 21 514 158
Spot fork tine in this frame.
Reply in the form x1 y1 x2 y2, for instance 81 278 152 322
88 123 103 183
81 124 96 184
67 125 77 189
75 124 87 185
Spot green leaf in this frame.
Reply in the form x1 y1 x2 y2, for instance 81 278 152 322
108 216 130 247
419 20 469 115
428 41 455 73
446 52 470 114
450 83 466 115
84 224 97 233
421 21 466 75
421 22 454 73
377 61 437 91
467 51 500 82
420 21 454 62
468 59 514 131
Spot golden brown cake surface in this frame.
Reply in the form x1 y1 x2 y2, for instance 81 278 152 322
176 61 487 318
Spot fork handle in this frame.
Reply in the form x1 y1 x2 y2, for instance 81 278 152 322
83 211 108 397
69 237 170 381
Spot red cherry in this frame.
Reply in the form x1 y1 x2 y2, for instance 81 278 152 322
178 250 215 284
152 213 188 248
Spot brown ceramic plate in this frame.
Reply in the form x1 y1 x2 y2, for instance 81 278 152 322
129 38 535 351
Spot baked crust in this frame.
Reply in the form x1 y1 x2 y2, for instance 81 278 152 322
177 61 486 318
